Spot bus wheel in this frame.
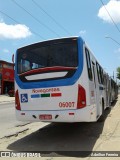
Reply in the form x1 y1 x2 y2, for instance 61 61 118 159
97 100 105 122
105 106 110 110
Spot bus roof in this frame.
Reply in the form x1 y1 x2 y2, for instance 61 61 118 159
17 36 85 51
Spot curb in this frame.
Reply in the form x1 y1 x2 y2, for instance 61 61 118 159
0 101 15 104
1 128 29 139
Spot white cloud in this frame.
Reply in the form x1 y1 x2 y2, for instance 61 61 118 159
0 22 32 39
79 30 86 35
114 48 120 53
98 0 120 23
3 49 9 53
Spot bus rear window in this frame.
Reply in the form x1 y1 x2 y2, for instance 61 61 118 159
17 41 78 74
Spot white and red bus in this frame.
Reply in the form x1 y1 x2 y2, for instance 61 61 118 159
15 37 117 122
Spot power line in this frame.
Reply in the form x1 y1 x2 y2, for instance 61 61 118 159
12 0 60 37
32 0 71 36
0 10 45 39
105 36 120 46
100 0 120 33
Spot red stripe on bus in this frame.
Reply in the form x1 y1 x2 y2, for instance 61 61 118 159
19 66 77 76
51 93 62 97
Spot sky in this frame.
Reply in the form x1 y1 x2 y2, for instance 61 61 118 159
0 0 120 80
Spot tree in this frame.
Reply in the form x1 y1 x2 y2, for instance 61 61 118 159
117 67 120 80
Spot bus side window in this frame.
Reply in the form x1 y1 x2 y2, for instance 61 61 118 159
96 62 104 84
96 62 101 84
99 66 104 84
85 48 93 81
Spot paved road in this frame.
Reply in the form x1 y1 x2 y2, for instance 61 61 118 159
0 95 120 159
0 102 29 138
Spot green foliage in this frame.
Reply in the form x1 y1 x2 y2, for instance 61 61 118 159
117 67 120 80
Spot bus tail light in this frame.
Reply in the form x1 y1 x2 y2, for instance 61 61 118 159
77 85 86 109
15 90 21 110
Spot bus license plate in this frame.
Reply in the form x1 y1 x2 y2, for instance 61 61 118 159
39 114 52 120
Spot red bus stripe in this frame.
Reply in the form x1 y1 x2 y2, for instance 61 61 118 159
19 66 77 76
51 93 62 97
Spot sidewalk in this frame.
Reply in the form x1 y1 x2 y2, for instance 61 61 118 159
0 94 15 104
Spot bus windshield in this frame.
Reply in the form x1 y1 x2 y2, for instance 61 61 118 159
17 41 78 74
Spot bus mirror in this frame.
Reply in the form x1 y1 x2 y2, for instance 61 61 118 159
12 54 14 63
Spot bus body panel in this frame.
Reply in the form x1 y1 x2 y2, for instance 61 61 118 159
17 84 78 111
16 106 96 122
15 36 118 123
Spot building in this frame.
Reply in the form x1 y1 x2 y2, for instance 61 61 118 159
0 60 14 95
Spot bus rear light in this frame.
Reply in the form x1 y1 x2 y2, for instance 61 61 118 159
77 85 86 109
21 113 25 115
15 90 21 110
69 113 74 115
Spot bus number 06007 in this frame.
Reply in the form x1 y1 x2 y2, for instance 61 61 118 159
59 102 75 108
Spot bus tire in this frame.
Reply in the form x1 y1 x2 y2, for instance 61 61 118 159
105 106 111 110
97 99 105 122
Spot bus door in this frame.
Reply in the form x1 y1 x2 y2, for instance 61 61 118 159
106 75 109 107
92 61 99 118
92 62 96 88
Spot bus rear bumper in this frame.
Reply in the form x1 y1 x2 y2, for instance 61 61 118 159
16 106 96 123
